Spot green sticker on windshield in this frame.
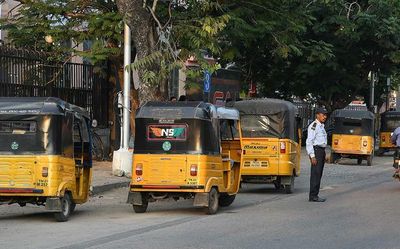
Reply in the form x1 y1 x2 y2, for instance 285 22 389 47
162 141 171 151
11 141 19 150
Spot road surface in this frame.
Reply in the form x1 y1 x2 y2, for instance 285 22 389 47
1 150 399 249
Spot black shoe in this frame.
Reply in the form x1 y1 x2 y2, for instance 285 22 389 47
309 197 326 202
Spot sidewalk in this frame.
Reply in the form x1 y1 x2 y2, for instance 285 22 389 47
90 161 130 195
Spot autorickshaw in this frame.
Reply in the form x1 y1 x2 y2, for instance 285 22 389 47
127 102 242 214
233 98 301 194
0 97 92 221
378 111 400 155
330 109 375 166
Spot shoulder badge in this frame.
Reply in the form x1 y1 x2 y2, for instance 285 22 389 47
311 122 317 130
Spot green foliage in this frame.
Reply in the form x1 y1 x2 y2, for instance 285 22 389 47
0 0 123 63
3 0 400 107
238 0 400 110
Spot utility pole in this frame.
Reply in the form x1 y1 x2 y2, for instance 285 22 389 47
112 23 133 176
386 77 391 111
370 71 375 113
123 23 131 150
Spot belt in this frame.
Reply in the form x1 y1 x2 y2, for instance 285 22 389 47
314 145 326 149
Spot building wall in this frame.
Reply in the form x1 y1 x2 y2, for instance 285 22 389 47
0 0 19 42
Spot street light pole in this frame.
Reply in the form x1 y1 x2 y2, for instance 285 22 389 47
387 77 391 111
123 23 131 150
370 72 375 112
112 23 132 176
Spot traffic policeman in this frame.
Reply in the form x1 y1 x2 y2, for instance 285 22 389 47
306 107 328 202
391 126 400 178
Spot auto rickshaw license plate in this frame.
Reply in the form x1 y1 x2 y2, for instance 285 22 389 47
250 161 261 167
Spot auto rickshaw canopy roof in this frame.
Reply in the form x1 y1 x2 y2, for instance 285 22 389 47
332 109 375 136
137 101 240 120
333 109 375 120
233 98 298 139
381 110 400 119
216 107 239 120
0 97 89 118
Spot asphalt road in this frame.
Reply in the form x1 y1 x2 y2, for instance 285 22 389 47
1 149 399 249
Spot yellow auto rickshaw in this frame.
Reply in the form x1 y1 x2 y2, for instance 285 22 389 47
0 97 92 221
127 102 242 214
330 109 375 166
378 111 400 155
233 98 301 194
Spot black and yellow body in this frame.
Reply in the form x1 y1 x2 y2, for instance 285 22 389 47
0 97 92 221
127 102 242 214
331 109 375 166
233 99 301 193
378 111 400 155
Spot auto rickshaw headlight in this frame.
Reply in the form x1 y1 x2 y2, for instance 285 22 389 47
136 163 143 176
363 141 368 147
190 164 198 176
42 167 48 177
334 139 339 145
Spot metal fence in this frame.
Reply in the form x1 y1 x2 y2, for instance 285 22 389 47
0 46 109 125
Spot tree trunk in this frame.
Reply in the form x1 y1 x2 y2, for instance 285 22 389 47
116 0 167 104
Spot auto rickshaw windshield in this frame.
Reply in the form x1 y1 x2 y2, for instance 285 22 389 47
234 99 297 139
0 115 62 155
381 116 400 131
134 102 222 155
333 110 375 136
240 115 278 138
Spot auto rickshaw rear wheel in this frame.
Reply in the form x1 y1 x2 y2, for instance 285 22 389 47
273 177 282 190
284 175 294 194
330 153 339 164
218 194 236 207
54 192 73 222
70 203 76 213
367 155 373 166
205 188 219 215
132 194 148 213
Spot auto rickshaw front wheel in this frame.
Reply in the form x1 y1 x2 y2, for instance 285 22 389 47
205 188 219 215
218 194 236 207
54 192 73 222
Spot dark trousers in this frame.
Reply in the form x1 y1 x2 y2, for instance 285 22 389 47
394 147 400 169
309 146 325 198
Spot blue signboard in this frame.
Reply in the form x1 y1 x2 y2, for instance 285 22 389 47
204 70 211 93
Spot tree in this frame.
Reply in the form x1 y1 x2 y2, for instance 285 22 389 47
0 0 128 149
248 0 400 111
1 1 123 61
116 0 230 102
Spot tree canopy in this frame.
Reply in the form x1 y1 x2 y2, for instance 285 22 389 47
2 0 400 109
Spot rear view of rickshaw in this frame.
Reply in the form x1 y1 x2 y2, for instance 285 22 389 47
127 102 242 214
330 109 375 166
378 111 400 156
233 99 301 194
0 97 92 221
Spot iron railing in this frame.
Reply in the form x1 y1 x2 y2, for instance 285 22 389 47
0 46 109 125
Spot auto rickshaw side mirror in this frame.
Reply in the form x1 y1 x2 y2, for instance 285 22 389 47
92 119 98 128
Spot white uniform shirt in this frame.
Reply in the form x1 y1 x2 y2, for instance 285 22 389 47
306 119 327 158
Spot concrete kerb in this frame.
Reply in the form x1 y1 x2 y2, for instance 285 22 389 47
90 181 130 196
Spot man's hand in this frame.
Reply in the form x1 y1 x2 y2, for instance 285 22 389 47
310 157 317 166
